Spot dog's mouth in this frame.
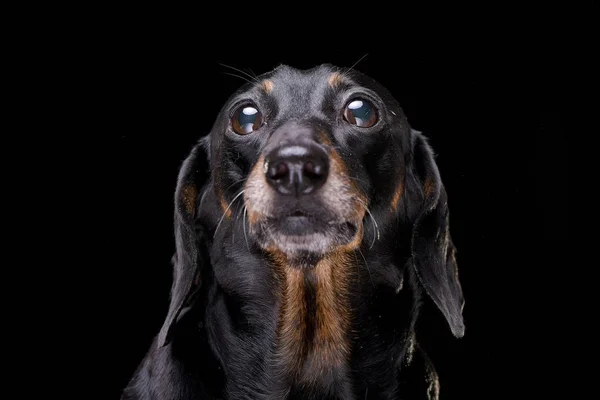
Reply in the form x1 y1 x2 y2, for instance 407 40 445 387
279 214 313 236
274 210 355 236
257 209 360 259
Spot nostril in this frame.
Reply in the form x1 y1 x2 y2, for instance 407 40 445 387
303 161 324 179
268 162 289 181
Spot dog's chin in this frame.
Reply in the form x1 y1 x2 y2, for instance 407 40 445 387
257 216 358 267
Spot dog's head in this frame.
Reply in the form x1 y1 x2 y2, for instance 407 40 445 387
157 64 465 346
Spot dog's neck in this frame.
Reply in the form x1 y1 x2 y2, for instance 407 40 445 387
270 251 353 390
199 234 418 398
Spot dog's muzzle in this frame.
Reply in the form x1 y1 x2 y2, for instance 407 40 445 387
243 122 364 258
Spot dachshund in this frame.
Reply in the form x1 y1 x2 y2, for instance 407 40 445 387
121 64 465 400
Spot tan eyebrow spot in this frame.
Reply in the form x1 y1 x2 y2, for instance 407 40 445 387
328 72 345 88
260 79 274 94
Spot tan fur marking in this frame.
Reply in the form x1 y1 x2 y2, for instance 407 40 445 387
278 265 307 377
328 72 345 88
390 170 405 212
317 130 333 146
261 79 274 94
247 209 260 225
217 190 232 218
328 147 368 218
313 252 351 366
181 184 197 216
338 223 364 253
244 155 266 226
272 221 363 384
274 249 356 384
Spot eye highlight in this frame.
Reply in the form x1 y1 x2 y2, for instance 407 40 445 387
231 105 263 135
343 98 378 128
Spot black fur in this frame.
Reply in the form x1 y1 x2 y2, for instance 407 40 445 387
122 64 464 400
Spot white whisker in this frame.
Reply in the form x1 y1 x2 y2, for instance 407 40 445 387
345 53 369 73
222 72 254 85
243 205 250 251
232 201 246 244
357 247 374 288
356 198 380 249
352 250 362 285
213 190 245 239
219 63 260 83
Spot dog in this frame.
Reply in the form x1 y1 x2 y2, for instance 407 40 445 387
121 64 465 400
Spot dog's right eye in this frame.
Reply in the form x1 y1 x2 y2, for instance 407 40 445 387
231 105 263 135
343 98 378 128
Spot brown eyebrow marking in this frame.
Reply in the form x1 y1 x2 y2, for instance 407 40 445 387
260 79 274 94
328 72 346 88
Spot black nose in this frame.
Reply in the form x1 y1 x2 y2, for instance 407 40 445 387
264 143 329 196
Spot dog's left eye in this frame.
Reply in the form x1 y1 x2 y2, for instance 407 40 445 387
231 105 263 135
343 99 378 128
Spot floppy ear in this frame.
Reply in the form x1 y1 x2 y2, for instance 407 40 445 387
157 137 210 347
407 130 465 338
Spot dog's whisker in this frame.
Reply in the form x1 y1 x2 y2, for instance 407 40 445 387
357 247 374 288
353 208 365 235
223 177 248 194
246 68 258 80
232 201 247 244
345 53 369 73
198 190 208 216
351 249 362 285
348 174 370 187
220 63 260 82
213 190 245 239
356 198 380 249
222 72 254 85
243 205 250 251
219 63 260 83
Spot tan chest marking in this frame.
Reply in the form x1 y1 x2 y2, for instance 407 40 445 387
274 251 354 384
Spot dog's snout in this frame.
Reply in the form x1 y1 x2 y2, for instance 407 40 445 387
265 144 329 196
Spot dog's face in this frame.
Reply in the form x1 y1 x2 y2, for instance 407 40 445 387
207 65 411 264
157 63 464 350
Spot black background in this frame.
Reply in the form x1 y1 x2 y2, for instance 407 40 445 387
34 11 569 399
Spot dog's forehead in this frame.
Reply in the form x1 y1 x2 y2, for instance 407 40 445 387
265 64 338 86
258 64 344 107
